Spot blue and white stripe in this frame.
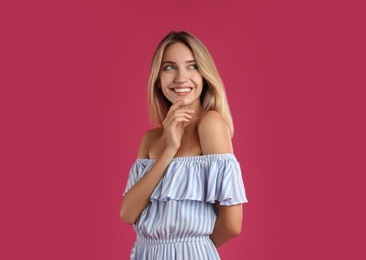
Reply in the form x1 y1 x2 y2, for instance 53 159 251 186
123 154 248 260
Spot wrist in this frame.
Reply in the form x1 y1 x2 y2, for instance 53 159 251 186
162 147 178 158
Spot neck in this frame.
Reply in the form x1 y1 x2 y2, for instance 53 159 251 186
180 101 202 126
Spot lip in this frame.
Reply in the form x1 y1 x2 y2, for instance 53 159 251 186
169 86 194 96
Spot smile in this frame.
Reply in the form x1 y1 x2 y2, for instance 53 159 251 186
173 87 192 93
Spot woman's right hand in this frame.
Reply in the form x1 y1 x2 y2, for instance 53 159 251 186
162 100 194 152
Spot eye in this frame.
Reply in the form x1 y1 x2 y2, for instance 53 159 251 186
163 64 175 71
188 64 198 70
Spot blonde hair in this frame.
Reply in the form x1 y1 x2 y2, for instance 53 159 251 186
147 31 234 136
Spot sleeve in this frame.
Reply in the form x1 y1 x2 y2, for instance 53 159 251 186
207 156 248 206
122 160 152 196
147 154 248 205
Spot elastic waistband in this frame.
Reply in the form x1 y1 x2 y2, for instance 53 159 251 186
136 236 210 245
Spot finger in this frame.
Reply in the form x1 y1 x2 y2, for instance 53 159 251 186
163 114 192 128
164 110 193 123
166 100 195 114
168 100 184 113
164 109 194 124
164 116 191 129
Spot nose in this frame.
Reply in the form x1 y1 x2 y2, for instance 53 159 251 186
174 70 188 84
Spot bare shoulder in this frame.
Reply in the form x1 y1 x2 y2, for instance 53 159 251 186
198 111 230 135
137 128 163 158
198 110 227 127
198 111 233 155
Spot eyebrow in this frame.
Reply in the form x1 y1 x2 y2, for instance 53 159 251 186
161 60 196 65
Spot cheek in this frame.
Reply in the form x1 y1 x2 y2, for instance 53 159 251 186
161 86 169 96
160 84 172 100
159 76 172 89
194 75 204 89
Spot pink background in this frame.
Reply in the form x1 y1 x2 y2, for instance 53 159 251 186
1 0 365 259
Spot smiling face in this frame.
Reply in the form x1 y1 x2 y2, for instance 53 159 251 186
159 42 203 109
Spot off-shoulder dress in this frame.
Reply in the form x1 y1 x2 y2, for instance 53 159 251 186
123 153 248 259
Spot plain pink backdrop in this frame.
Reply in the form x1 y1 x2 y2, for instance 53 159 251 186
1 0 365 259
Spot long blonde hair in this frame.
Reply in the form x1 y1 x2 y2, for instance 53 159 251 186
147 31 234 136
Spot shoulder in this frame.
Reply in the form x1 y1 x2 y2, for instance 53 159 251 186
137 128 163 158
198 110 228 130
144 127 163 140
198 111 233 154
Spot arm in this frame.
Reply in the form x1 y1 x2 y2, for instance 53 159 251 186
120 101 194 225
210 204 243 247
198 111 243 247
119 144 176 225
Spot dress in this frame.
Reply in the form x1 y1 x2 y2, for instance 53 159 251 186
123 153 248 259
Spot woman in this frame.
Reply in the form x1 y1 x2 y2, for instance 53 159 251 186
120 31 248 259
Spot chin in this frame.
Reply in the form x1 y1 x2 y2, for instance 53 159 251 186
178 98 191 106
170 97 186 105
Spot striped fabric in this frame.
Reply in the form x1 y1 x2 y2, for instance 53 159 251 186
123 154 248 259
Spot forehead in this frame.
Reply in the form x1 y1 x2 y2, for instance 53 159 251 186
162 42 195 61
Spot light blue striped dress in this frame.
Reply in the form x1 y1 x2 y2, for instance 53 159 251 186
123 154 248 259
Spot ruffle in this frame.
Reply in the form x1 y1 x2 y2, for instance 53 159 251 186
123 154 248 206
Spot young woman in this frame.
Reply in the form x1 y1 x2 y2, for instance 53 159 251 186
120 31 248 259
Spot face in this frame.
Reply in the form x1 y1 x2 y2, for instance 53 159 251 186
159 42 203 108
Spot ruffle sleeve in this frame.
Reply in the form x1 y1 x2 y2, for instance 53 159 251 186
123 154 248 206
123 159 155 196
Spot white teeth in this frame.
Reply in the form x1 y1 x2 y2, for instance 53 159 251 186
174 88 191 93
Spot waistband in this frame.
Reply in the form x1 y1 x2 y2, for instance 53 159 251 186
136 236 210 245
